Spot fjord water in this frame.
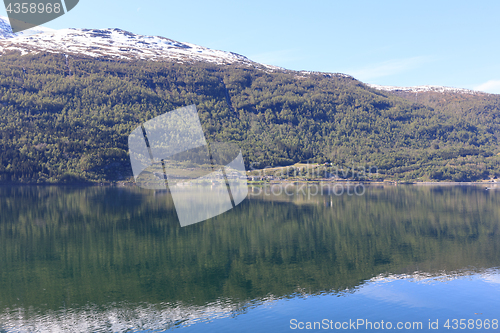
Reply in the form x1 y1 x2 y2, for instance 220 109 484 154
0 185 499 332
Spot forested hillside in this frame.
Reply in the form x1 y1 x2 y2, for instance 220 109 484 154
1 51 500 183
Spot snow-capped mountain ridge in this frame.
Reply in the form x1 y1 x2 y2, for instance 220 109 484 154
367 83 485 95
0 16 279 69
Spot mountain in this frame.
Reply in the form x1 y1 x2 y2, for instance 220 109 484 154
1 19 500 184
0 17 484 94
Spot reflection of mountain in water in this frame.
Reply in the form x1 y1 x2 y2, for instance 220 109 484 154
0 298 258 332
1 270 498 332
0 185 499 328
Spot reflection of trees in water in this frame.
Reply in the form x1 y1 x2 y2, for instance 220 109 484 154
0 185 499 312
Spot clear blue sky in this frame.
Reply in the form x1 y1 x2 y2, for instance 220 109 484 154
2 0 500 93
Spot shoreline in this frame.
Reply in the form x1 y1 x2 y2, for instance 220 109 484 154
250 179 500 186
1 180 499 187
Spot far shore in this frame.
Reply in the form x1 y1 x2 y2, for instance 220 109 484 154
2 180 499 187
248 179 500 186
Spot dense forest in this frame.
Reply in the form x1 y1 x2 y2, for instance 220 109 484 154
1 51 500 183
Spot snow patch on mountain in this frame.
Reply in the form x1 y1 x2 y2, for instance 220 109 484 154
367 83 484 95
0 16 55 39
0 16 12 39
297 70 353 79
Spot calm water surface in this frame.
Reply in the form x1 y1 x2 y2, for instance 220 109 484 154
0 185 499 332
